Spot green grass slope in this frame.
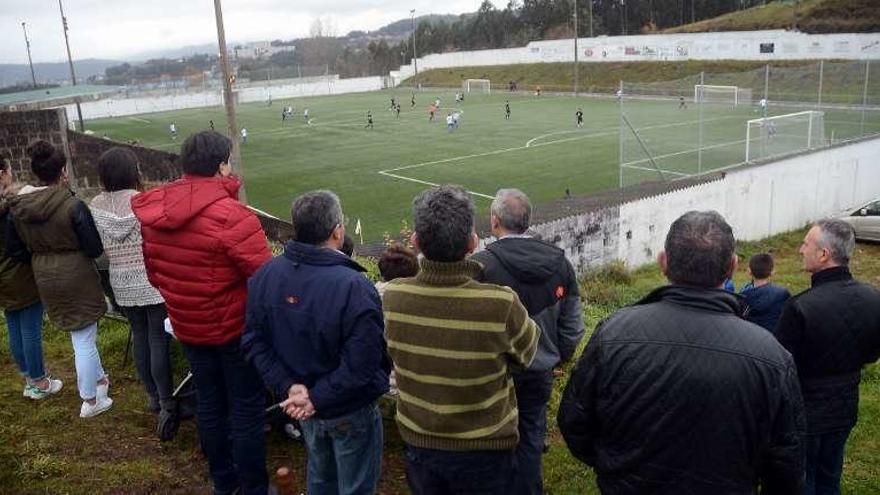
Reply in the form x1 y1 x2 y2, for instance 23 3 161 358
664 0 880 34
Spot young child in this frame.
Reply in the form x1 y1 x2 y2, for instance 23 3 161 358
740 253 791 331
374 242 419 398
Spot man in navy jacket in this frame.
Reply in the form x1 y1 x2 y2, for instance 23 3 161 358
242 190 390 494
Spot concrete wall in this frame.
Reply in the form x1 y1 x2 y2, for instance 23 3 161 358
519 136 880 273
391 29 880 82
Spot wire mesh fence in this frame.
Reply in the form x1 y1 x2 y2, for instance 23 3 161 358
620 61 880 188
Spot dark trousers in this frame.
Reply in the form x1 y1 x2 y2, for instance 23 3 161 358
123 304 174 411
404 445 516 495
513 369 554 495
805 429 852 495
183 340 268 495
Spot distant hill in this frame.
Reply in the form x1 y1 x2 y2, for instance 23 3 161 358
664 0 879 34
0 59 120 88
365 14 461 38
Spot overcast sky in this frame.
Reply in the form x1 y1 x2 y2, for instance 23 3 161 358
0 0 507 64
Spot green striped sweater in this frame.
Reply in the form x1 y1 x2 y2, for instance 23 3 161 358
384 258 540 451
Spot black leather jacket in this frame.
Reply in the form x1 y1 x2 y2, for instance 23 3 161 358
773 266 880 434
559 285 806 494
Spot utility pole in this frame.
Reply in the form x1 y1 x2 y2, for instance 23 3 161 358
21 22 37 88
58 0 84 132
573 0 579 96
589 0 594 38
620 0 627 36
410 9 418 82
213 0 247 203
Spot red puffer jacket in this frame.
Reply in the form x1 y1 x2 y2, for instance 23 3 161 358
131 175 271 346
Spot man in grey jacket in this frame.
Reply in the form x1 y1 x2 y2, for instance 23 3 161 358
471 188 584 495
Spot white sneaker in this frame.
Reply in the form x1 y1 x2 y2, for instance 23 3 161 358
25 377 64 400
80 396 113 418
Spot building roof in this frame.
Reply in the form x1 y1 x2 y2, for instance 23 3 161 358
0 84 118 106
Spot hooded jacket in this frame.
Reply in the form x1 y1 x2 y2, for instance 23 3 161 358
242 241 391 419
773 266 880 435
131 175 271 346
471 236 584 371
0 194 40 311
558 285 806 495
7 185 106 330
90 189 164 308
740 281 790 331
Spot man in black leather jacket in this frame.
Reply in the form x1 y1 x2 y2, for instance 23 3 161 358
774 219 880 495
558 210 806 494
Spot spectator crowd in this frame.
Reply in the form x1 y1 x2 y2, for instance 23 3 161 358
2 131 880 495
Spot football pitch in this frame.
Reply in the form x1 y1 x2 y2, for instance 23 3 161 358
86 89 878 242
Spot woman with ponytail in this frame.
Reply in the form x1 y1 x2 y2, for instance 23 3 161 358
7 141 112 418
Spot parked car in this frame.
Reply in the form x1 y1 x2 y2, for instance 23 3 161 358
839 197 880 242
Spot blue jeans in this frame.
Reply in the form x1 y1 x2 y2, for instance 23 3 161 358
300 403 383 495
183 340 268 495
70 322 106 400
5 302 46 382
404 445 516 495
513 369 554 495
805 429 852 495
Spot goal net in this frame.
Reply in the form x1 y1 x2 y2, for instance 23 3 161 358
463 79 491 94
694 85 752 107
745 111 826 162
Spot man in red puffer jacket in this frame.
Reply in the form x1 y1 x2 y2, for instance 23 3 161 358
132 131 272 495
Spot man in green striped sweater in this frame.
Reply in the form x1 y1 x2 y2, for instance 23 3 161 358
384 185 541 494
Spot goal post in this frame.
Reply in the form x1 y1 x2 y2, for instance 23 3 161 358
694 84 752 107
745 110 825 162
463 79 491 94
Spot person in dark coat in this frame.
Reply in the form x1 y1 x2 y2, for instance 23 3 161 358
7 141 111 418
558 210 806 494
471 188 584 495
773 219 880 494
740 253 790 331
0 156 62 400
242 190 390 494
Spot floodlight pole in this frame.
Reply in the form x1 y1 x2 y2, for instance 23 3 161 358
588 0 593 37
58 0 84 132
21 22 37 88
213 0 247 203
573 0 579 96
410 9 418 82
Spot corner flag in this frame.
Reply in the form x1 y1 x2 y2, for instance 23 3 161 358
355 219 363 244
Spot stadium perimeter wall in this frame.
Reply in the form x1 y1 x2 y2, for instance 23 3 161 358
61 76 384 121
521 136 880 273
391 29 880 83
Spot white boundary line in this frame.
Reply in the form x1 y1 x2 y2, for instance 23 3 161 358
621 138 749 167
378 171 495 199
128 116 152 123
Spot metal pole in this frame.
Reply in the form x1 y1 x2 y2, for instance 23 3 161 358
58 0 84 132
764 64 770 101
589 0 593 37
698 71 704 173
21 22 37 88
213 0 247 203
410 10 418 82
817 60 823 109
861 60 870 135
573 0 579 96
621 0 627 36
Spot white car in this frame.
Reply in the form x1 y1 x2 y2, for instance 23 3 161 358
840 198 880 242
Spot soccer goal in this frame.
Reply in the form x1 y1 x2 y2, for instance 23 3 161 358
463 79 491 94
745 110 825 162
694 85 753 107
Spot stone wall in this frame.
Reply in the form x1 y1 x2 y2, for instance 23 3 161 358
67 131 182 190
0 109 71 185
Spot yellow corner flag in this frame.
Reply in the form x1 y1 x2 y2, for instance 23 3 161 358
354 219 363 244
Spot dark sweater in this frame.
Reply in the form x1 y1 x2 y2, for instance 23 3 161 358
740 281 790 331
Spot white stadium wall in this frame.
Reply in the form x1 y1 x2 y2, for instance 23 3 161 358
392 30 880 82
521 136 880 273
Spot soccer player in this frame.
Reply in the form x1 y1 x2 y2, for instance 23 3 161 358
455 92 462 103
505 101 511 120
390 96 396 111
304 108 310 124
395 103 401 119
535 85 542 97
616 89 623 102
435 97 441 109
209 120 215 131
576 108 584 128
169 122 177 140
281 108 287 123
240 127 248 144
759 98 768 117
429 105 436 123
452 111 461 129
766 120 777 139
679 96 687 109
411 93 416 108
365 110 374 130
446 113 455 132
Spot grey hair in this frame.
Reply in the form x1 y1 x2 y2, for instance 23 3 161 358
491 188 532 234
291 190 343 245
814 218 855 265
413 185 474 262
664 210 736 288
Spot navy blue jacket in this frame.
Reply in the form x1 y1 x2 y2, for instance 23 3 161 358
242 241 391 419
740 281 790 331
